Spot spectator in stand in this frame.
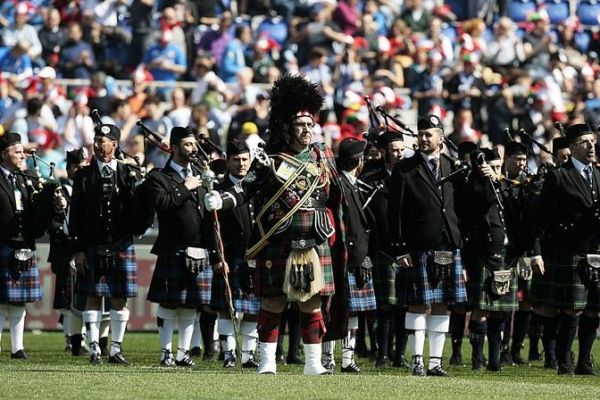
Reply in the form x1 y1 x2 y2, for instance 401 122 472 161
58 92 94 152
0 77 17 122
142 29 187 99
400 0 432 35
228 92 270 141
0 41 33 82
219 24 252 84
333 45 366 118
139 94 173 168
556 17 586 70
197 11 234 66
38 8 67 68
60 21 97 79
11 96 59 147
445 53 487 130
333 0 360 36
27 66 70 117
251 36 278 84
484 17 525 74
92 0 132 77
159 6 187 59
447 108 482 146
101 98 137 142
411 49 446 117
460 18 487 58
522 12 554 74
426 17 454 66
300 47 334 110
167 87 192 127
229 67 260 111
86 71 115 117
128 68 152 117
1 3 43 65
190 56 230 106
128 0 155 68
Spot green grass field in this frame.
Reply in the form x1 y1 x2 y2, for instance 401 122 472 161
1 332 599 399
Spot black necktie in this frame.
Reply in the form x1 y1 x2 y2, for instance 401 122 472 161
430 158 439 180
585 165 593 187
7 172 17 190
102 165 113 178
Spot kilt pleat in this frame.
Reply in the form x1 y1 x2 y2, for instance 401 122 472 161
466 262 518 312
52 260 73 309
347 272 377 312
372 253 398 306
148 251 213 306
398 249 467 306
83 240 137 298
211 257 260 315
0 245 42 303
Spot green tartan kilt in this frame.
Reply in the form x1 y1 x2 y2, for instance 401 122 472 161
254 210 334 299
530 255 593 311
372 252 398 307
466 261 518 312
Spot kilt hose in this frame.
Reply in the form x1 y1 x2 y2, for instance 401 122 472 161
517 276 532 303
530 254 599 311
372 252 399 307
347 272 377 312
0 245 42 303
254 210 334 298
148 251 213 307
210 257 260 315
51 259 73 309
83 240 137 299
466 261 518 312
398 249 467 306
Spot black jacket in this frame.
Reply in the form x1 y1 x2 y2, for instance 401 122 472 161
388 151 462 255
69 159 139 251
140 161 218 259
339 173 371 270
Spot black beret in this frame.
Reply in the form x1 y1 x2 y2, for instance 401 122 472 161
481 147 501 162
565 123 593 143
417 114 443 132
226 140 250 157
457 141 478 159
170 126 194 146
0 132 22 151
505 141 527 156
94 124 120 142
376 131 404 148
66 148 87 167
338 138 366 161
552 137 569 155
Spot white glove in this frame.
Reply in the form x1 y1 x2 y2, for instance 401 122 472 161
204 190 223 211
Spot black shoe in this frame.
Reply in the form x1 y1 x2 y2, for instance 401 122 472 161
241 351 259 369
323 361 335 373
486 361 502 372
160 350 176 367
511 351 527 365
574 363 596 376
90 353 102 365
426 364 449 377
529 349 542 362
375 356 389 368
175 355 196 368
286 353 304 365
499 349 512 365
449 353 463 366
472 353 483 371
99 337 108 357
10 349 28 360
412 363 426 377
223 351 236 368
544 357 558 369
71 334 85 356
108 352 129 365
276 354 286 365
392 355 411 369
557 361 575 376
341 363 361 373
64 335 72 352
190 347 202 357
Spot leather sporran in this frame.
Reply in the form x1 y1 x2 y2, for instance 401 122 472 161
184 247 207 275
283 248 324 302
10 248 34 278
581 254 600 289
491 270 513 296
429 251 454 281
95 245 117 273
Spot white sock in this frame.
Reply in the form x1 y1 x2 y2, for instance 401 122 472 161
176 308 196 361
0 304 6 352
69 312 83 337
240 320 258 363
109 309 130 356
218 318 236 353
60 308 73 337
8 304 26 353
191 314 202 350
322 340 336 366
82 310 102 354
405 312 427 361
342 331 357 368
157 305 177 353
427 314 450 369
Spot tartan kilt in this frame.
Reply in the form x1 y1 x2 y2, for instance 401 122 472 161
466 262 518 312
0 245 42 303
255 210 334 298
210 257 260 315
372 252 398 307
347 272 377 312
148 251 213 307
52 259 73 309
83 240 137 298
398 249 467 306
517 276 532 303
530 254 594 311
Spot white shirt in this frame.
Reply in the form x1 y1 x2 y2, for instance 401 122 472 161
170 160 192 180
420 152 440 173
342 170 357 186
229 174 242 185
96 158 118 177
571 156 593 182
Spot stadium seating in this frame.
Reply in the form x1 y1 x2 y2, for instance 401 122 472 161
445 0 470 21
543 0 570 24
509 0 537 22
577 0 600 25
574 29 592 52
256 17 289 47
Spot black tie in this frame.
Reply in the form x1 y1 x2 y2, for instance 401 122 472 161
430 158 439 180
585 166 593 187
102 165 113 178
7 172 17 190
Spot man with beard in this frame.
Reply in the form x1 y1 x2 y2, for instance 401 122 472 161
205 74 343 375
210 140 260 369
388 115 467 376
141 126 218 367
70 124 141 365
531 123 600 375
